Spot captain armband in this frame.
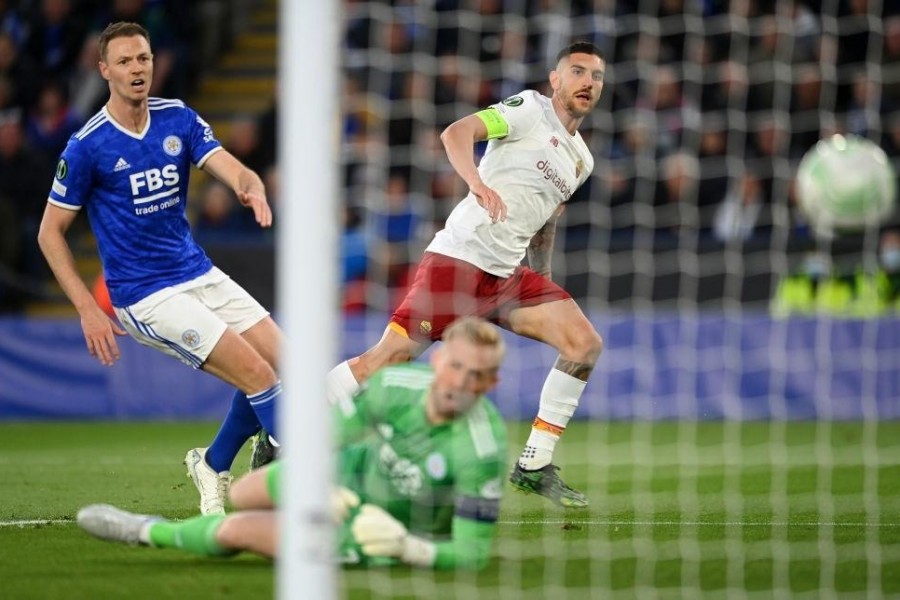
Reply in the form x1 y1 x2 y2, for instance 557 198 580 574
474 109 509 140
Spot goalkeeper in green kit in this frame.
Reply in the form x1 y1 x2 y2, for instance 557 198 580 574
77 317 508 570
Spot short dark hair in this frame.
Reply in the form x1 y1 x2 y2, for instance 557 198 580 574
98 22 150 61
556 41 604 63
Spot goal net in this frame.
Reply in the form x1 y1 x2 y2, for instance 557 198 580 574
331 1 900 597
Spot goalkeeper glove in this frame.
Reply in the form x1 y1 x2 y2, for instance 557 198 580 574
331 486 360 523
350 504 436 568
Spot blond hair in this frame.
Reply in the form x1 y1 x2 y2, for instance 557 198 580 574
442 317 506 359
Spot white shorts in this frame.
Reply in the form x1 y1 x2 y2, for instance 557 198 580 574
114 267 269 368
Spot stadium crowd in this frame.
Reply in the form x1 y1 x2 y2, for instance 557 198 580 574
2 0 900 312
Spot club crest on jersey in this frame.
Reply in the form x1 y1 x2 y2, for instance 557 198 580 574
163 135 183 157
426 452 447 479
419 320 432 336
181 329 200 348
550 136 559 147
55 158 68 180
575 160 584 178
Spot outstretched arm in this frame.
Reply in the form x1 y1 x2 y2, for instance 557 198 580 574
351 503 497 570
527 205 564 279
37 204 126 366
202 150 272 228
440 113 507 223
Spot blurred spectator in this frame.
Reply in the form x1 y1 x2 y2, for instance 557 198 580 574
790 64 825 157
701 60 750 115
635 64 700 156
0 31 40 110
837 0 878 70
341 204 370 313
0 0 27 49
24 0 87 81
370 171 421 292
845 69 890 139
747 113 790 205
654 151 701 235
883 16 900 108
69 31 106 118
342 205 369 284
0 113 50 283
24 79 81 168
697 117 730 221
193 180 258 243
225 115 270 176
712 170 764 243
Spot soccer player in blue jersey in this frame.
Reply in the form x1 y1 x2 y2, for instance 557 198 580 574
37 22 280 515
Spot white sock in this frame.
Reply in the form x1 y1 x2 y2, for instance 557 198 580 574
326 360 360 412
518 368 585 470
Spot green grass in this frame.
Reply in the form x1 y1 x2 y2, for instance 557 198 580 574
1 421 899 599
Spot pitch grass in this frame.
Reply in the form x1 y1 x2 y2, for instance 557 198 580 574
1 421 900 599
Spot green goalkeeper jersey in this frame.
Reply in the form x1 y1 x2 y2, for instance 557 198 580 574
336 362 508 569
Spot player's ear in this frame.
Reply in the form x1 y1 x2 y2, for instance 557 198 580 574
549 69 561 92
99 61 110 81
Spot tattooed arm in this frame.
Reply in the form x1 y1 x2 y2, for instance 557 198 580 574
527 205 565 278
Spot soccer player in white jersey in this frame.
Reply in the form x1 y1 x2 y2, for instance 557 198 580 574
327 41 606 508
37 22 281 515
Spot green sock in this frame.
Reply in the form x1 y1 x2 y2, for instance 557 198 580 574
148 515 235 557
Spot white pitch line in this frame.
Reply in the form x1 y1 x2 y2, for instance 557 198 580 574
3 518 899 529
0 519 70 527
497 520 900 528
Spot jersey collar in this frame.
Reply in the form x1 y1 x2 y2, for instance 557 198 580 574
103 105 151 140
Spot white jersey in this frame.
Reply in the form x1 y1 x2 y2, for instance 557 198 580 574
426 90 594 277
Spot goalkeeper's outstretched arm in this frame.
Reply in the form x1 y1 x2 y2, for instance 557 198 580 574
433 514 497 570
351 498 499 570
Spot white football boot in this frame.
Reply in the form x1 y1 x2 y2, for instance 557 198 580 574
184 447 232 515
77 504 159 546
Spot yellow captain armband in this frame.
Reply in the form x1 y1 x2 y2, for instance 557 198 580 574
474 108 509 140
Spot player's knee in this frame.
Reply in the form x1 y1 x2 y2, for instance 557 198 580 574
243 359 278 394
215 514 246 549
229 468 270 510
567 326 603 364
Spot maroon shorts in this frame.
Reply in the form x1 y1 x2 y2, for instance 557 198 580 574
390 252 571 342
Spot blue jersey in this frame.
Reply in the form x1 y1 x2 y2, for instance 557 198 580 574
47 98 223 307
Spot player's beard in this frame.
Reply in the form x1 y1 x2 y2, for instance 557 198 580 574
559 88 595 118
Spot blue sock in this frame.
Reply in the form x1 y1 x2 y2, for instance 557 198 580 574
248 381 281 441
205 390 260 472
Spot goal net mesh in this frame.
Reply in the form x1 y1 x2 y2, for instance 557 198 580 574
336 1 900 597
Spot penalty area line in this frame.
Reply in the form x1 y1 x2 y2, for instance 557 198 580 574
0 519 71 527
497 519 900 528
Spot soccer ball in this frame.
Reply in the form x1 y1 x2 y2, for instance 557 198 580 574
795 134 897 237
